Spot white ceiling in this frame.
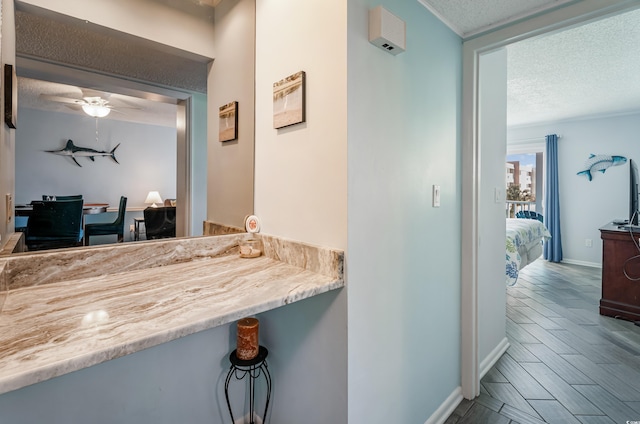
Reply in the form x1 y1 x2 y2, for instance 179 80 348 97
507 7 640 127
419 0 640 128
19 77 178 127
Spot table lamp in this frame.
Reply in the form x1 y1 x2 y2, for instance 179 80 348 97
145 191 162 208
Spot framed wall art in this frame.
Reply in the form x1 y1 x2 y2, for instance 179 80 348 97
219 101 238 142
273 71 306 129
4 64 17 129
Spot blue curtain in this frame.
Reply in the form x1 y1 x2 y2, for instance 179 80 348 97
544 134 562 262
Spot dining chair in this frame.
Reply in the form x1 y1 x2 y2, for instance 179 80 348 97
143 206 176 239
25 199 84 251
42 194 83 201
84 196 127 246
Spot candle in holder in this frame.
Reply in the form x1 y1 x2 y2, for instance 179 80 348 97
236 317 259 360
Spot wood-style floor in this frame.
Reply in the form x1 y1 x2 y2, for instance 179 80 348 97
446 260 640 424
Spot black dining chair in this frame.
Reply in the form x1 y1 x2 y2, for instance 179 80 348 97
144 206 176 239
25 199 84 251
42 194 83 201
84 196 127 246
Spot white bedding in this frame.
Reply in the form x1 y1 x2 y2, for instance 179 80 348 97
506 218 551 285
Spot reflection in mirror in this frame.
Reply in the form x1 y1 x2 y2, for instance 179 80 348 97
8 2 250 255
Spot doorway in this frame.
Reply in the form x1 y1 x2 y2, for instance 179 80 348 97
461 0 640 399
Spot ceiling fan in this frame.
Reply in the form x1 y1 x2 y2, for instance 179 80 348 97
40 89 141 118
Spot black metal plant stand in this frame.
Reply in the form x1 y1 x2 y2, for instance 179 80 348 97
224 346 271 424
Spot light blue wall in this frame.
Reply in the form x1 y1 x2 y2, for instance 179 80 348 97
347 0 462 422
508 112 640 266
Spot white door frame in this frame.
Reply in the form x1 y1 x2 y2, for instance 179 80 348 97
460 0 640 399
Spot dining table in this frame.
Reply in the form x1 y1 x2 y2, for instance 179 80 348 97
15 202 110 216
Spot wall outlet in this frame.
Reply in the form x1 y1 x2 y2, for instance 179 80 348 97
5 193 12 224
585 239 592 248
129 224 135 232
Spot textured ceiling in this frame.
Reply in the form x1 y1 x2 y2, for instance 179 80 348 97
507 7 640 127
419 0 640 127
418 0 573 37
15 9 210 94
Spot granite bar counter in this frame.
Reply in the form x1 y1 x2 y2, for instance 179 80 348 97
0 234 344 395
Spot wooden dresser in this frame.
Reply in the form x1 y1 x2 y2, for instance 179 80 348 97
600 223 640 322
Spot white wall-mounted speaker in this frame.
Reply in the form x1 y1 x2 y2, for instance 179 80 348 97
368 6 406 55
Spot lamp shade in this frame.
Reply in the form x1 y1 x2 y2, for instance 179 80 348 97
82 103 111 118
145 191 163 207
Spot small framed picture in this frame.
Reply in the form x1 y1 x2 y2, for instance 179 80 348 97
219 101 238 142
4 64 17 129
273 71 306 129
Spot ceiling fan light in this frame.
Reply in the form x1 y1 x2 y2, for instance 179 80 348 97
82 103 111 118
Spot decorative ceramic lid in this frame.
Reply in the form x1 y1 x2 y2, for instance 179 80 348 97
245 215 261 233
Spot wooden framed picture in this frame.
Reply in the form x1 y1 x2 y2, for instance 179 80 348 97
4 64 17 129
273 71 306 129
219 101 238 142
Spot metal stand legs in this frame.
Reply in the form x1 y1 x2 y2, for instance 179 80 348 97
224 346 271 424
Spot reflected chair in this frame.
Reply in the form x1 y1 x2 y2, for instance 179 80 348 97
25 199 84 251
144 206 176 239
84 196 127 246
42 194 83 201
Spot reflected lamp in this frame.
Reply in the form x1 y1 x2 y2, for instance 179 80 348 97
145 191 163 208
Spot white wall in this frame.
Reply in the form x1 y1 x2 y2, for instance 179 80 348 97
254 0 348 422
207 0 255 229
15 108 176 207
0 0 16 248
478 49 508 371
508 112 640 266
254 0 347 249
348 0 462 422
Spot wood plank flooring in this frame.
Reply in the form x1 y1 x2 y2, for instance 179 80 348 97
445 260 640 424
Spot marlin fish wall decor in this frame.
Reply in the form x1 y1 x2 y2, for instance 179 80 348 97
46 139 120 167
577 154 626 181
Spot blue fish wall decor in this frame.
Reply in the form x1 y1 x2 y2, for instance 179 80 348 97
577 154 626 181
46 139 120 167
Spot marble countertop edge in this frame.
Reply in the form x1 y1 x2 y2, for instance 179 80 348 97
0 272 344 395
0 234 344 395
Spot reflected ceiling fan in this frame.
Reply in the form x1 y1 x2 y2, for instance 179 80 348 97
40 89 141 118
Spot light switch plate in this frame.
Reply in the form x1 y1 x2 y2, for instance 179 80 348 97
5 193 12 224
494 187 503 204
432 185 441 208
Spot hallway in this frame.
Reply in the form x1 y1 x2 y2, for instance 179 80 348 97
447 260 640 423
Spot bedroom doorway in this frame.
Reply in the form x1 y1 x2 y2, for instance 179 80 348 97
460 0 640 400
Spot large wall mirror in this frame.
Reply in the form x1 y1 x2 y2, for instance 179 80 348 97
10 1 254 254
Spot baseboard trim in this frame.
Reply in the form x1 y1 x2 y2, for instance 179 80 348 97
561 258 601 268
479 337 509 379
423 386 463 424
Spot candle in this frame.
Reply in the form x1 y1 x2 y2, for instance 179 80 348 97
236 317 259 360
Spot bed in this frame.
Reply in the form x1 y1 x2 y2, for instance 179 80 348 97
506 218 551 285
